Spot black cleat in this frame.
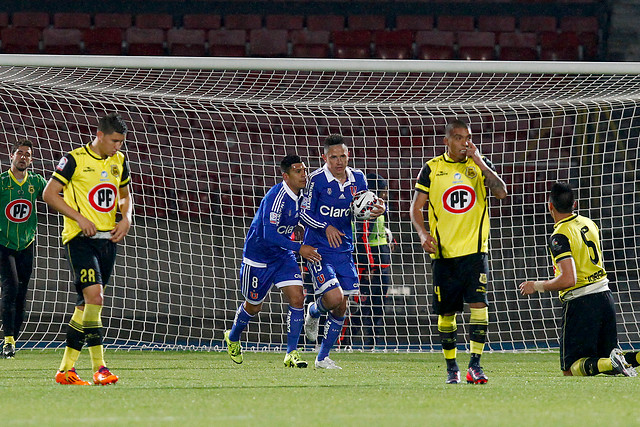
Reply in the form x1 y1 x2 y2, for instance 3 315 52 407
446 369 461 384
3 343 15 359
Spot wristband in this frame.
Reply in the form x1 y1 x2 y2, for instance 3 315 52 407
533 281 546 292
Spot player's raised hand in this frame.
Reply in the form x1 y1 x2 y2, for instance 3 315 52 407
420 232 437 254
299 244 322 262
325 224 345 248
369 199 386 219
467 140 485 166
519 281 536 295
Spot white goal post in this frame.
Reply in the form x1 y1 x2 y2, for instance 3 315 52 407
0 55 638 352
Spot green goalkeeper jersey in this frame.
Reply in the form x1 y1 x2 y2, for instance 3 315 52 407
0 169 46 250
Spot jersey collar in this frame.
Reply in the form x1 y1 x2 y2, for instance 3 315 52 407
322 164 355 186
443 152 468 163
8 169 28 185
85 143 106 160
553 213 578 229
282 181 301 201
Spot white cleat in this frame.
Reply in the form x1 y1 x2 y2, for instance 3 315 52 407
315 357 342 370
304 303 320 342
610 348 637 377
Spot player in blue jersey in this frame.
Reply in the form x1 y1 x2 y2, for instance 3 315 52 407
301 134 385 369
224 155 321 368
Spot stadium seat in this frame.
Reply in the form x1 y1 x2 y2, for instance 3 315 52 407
53 12 91 29
437 15 474 32
560 16 600 60
415 30 455 60
539 31 580 60
0 13 8 29
249 29 288 57
519 16 557 32
291 30 330 58
348 15 386 31
12 12 49 28
208 29 246 57
265 15 304 30
183 14 221 31
373 30 414 59
332 30 372 59
135 14 173 30
126 28 165 56
498 32 538 61
83 28 123 55
42 28 83 55
477 15 516 34
94 13 132 29
457 31 496 60
1 27 41 54
307 15 345 32
224 14 262 30
395 15 433 31
167 29 206 56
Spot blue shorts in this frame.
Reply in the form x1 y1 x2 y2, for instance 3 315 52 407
306 251 359 296
240 254 303 305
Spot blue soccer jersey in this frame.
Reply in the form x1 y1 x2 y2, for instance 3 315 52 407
242 181 302 265
301 165 368 254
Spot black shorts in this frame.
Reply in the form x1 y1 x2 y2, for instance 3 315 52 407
560 290 618 371
430 253 489 315
65 236 117 305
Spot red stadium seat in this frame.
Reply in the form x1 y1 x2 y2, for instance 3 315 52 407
1 27 41 54
42 28 83 55
183 14 221 31
0 13 8 29
126 28 165 56
415 30 455 60
477 15 516 33
540 31 579 60
560 16 599 33
332 30 372 59
12 12 49 28
83 28 123 55
457 31 496 60
167 29 206 56
519 16 557 32
94 13 132 29
498 32 537 61
208 29 246 57
373 30 413 59
437 15 474 32
265 15 304 30
395 15 433 31
224 14 262 30
307 15 345 32
53 13 91 29
291 30 330 58
135 14 173 30
349 15 386 31
249 28 288 57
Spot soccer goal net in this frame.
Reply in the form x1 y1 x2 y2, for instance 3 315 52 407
0 56 638 352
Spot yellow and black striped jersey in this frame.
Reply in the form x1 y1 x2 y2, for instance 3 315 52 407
548 214 607 299
415 152 494 259
52 144 130 244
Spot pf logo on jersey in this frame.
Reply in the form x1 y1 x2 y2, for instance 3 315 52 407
5 199 32 223
88 183 118 213
442 184 476 214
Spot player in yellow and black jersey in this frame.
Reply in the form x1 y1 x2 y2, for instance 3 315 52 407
43 113 133 386
410 119 507 384
520 182 638 377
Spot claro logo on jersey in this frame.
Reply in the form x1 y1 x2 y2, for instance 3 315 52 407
442 184 476 214
320 205 351 218
87 183 118 213
5 199 32 223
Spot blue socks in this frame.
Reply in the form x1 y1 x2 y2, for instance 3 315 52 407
286 306 304 353
317 312 345 361
229 304 254 342
309 298 328 319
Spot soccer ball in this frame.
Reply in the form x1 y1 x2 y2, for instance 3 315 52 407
351 190 379 220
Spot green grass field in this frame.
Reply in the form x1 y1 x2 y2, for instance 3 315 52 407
0 350 638 426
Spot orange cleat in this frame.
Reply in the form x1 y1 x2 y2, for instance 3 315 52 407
55 368 90 385
93 366 118 385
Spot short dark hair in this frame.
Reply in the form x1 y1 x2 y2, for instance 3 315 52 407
281 154 303 174
550 182 575 213
98 113 128 135
445 119 470 137
12 138 33 154
324 134 345 153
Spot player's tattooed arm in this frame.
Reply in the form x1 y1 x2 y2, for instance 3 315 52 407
482 169 508 200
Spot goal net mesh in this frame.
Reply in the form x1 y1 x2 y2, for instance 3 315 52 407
0 62 638 352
